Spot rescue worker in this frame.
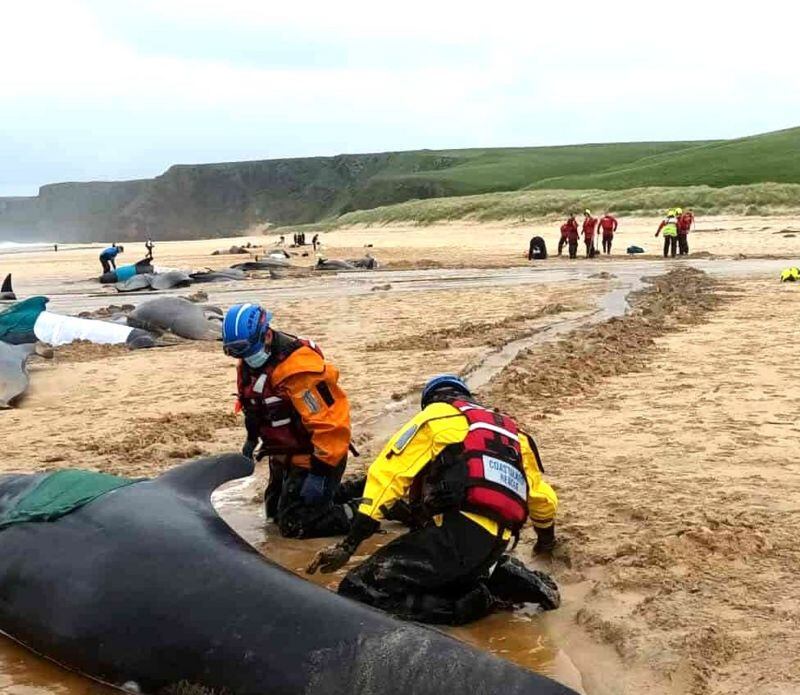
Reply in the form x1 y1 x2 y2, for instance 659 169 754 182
581 210 598 258
565 214 580 259
222 303 355 538
655 210 679 258
307 375 559 626
99 244 123 273
677 208 694 255
559 214 578 257
599 212 618 255
145 238 155 260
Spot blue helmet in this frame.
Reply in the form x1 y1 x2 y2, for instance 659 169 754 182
420 374 471 409
222 303 272 359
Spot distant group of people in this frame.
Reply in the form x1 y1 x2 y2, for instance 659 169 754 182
533 207 695 261
282 232 321 252
557 210 618 259
655 208 694 258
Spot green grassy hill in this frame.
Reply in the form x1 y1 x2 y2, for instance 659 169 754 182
353 141 705 202
527 127 800 191
1 127 797 241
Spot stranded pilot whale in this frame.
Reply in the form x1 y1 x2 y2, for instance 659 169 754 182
0 455 577 695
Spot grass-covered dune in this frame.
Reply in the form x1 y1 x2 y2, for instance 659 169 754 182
330 183 800 227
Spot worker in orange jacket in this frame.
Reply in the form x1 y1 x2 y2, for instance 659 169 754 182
222 303 355 538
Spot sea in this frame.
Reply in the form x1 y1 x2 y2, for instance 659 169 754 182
0 241 56 254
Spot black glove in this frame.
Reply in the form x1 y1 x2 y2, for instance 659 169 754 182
533 525 556 555
306 542 353 575
306 512 380 575
242 439 257 460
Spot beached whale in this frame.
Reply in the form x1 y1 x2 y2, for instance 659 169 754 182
0 455 577 695
0 342 35 408
189 268 247 283
230 257 290 271
127 296 222 340
115 270 193 293
99 259 153 285
315 258 357 271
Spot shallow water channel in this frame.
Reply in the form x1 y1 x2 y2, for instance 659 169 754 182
0 257 789 694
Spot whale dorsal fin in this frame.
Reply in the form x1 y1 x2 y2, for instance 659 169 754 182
156 454 254 500
1 274 11 293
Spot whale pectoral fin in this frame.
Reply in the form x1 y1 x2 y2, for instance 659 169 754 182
157 454 254 500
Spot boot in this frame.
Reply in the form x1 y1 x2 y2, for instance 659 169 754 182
487 555 560 610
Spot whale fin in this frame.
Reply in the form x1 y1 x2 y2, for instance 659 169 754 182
1 274 11 293
157 454 254 500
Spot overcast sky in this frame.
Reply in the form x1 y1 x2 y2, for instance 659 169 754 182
1 0 798 196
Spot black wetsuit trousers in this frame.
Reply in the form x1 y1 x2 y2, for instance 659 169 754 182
557 237 567 255
663 236 678 258
100 257 111 273
338 511 508 626
602 236 613 254
264 457 352 539
568 240 578 259
678 233 689 255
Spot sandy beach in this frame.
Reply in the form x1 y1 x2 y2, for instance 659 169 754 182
1 214 799 695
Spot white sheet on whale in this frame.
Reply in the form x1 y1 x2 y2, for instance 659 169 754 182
33 311 134 346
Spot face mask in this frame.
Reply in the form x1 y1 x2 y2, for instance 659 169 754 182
244 349 269 369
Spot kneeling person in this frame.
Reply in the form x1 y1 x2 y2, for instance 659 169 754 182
308 375 559 625
223 303 354 539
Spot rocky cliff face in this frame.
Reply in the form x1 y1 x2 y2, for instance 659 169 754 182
0 151 451 242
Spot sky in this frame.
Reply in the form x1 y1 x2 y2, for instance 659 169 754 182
1 0 798 196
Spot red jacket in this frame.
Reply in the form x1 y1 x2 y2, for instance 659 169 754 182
600 215 618 234
582 217 598 238
678 212 694 233
562 219 579 241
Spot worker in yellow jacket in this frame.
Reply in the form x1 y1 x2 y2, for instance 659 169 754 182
308 375 559 625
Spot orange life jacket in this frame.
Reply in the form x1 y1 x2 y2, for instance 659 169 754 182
236 332 321 457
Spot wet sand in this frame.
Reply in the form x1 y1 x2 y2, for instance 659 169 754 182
1 215 799 694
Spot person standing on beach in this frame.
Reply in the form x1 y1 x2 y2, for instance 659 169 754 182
145 238 155 260
599 213 618 255
677 209 694 255
581 210 598 258
560 214 578 256
567 218 580 259
655 211 679 258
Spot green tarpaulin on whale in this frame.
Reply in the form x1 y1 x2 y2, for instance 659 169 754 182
0 470 142 529
0 296 49 344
